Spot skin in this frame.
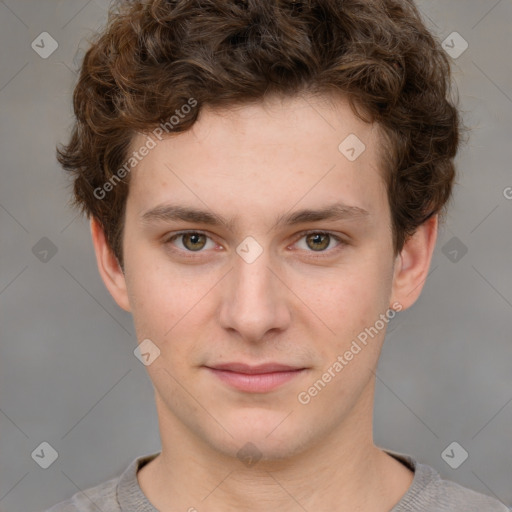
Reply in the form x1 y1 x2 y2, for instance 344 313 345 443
91 92 438 511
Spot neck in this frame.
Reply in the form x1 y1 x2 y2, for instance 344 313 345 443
137 377 413 511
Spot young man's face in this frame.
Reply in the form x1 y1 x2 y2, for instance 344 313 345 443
93 93 435 462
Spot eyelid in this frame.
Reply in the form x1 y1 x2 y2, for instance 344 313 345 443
163 229 347 257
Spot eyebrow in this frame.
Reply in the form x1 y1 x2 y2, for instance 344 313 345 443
140 202 370 232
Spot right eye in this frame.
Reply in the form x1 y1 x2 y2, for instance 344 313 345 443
164 231 218 253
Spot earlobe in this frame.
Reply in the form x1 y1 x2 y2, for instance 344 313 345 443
390 215 438 311
90 217 131 312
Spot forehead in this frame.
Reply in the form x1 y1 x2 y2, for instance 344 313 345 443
125 93 388 226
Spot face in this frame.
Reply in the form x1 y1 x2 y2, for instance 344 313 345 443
93 93 434 462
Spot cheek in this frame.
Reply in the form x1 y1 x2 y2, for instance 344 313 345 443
123 246 176 337
124 246 217 350
306 255 394 351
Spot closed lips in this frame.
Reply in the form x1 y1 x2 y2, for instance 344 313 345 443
205 363 306 374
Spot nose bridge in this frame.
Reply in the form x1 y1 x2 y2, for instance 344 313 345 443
234 251 274 306
219 239 290 341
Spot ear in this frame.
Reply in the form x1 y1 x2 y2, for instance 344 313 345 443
90 217 131 312
389 214 438 311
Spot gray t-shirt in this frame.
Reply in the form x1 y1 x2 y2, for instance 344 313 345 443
42 450 509 511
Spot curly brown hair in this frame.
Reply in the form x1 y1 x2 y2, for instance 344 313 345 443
57 0 462 269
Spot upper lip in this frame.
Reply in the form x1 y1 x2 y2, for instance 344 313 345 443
205 362 305 374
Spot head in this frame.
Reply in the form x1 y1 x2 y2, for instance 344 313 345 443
58 0 461 462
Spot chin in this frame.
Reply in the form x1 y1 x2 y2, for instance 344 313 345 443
213 435 306 465
208 410 316 462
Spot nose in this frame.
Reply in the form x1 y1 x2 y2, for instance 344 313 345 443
218 245 291 344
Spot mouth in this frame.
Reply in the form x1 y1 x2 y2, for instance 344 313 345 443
203 362 308 393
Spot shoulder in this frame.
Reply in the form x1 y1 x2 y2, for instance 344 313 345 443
38 452 159 512
386 450 509 512
422 473 509 511
40 476 120 512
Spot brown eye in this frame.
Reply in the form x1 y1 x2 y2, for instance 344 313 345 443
165 231 215 253
293 231 345 256
305 233 331 251
181 233 207 251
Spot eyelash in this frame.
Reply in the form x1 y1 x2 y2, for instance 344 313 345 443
163 230 347 259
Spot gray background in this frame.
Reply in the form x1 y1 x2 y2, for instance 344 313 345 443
0 0 511 510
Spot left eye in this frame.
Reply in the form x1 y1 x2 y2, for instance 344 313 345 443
294 231 343 253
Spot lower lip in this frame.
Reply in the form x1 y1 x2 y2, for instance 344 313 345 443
205 368 306 393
